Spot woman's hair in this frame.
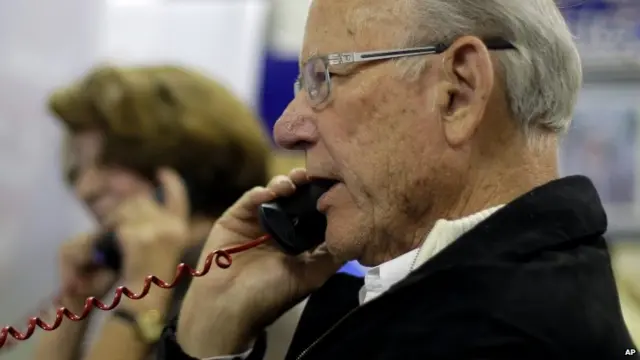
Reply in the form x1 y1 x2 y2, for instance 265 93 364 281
50 64 270 217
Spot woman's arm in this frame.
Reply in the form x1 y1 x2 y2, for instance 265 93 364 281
82 255 177 360
32 298 91 360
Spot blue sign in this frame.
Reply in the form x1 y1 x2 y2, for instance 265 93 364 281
258 51 298 140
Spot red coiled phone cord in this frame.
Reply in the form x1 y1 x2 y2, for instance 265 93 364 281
0 235 270 350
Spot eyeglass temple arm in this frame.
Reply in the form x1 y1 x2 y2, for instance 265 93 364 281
329 38 514 66
328 46 440 65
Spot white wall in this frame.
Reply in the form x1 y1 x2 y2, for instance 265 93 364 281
101 1 271 106
269 0 310 56
0 1 104 359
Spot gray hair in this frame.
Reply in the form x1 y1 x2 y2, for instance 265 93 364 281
398 0 582 140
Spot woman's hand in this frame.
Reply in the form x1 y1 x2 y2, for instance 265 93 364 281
58 234 119 311
106 168 193 287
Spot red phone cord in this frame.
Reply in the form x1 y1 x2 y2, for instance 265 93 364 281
0 235 270 350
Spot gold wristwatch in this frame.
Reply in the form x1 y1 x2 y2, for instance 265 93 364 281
113 309 165 344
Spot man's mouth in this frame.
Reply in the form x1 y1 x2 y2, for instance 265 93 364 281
308 177 341 211
308 177 340 192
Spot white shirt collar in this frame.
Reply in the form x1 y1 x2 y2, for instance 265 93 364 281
359 205 504 304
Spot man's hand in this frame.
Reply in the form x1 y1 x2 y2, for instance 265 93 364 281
177 168 343 358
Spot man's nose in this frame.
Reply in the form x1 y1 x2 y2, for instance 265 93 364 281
273 100 319 150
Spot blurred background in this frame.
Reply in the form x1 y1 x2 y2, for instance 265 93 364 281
0 0 639 358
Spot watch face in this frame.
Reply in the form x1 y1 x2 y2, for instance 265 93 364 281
137 310 164 342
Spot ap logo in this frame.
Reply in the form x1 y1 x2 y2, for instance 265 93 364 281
625 349 637 356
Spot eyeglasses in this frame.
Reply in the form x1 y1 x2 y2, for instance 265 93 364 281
294 37 516 108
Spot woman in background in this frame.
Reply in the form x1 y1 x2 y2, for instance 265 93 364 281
32 64 284 360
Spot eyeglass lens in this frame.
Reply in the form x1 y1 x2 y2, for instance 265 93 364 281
300 58 330 106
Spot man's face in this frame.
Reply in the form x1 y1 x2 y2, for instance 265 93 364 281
273 0 466 265
67 130 153 226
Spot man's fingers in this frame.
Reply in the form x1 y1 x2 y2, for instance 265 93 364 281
225 171 309 222
227 186 277 221
266 175 297 196
288 168 310 185
157 167 190 218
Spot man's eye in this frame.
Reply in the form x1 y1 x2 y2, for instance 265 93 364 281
313 71 326 82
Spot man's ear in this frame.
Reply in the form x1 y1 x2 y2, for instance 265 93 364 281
439 36 495 147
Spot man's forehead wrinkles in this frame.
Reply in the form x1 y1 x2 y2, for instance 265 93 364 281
299 7 405 69
300 0 361 68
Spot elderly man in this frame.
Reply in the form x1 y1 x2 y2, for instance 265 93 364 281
155 0 635 359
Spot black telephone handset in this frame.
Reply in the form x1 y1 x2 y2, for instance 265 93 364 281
90 188 166 272
259 179 335 255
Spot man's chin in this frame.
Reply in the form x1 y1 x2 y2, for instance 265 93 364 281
322 232 365 264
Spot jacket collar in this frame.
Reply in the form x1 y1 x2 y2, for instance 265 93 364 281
401 175 607 285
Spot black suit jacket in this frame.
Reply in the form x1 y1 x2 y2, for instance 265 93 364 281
157 176 635 360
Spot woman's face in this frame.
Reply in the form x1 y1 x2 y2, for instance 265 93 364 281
67 130 153 226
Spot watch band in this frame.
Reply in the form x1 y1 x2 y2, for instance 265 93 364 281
157 316 268 360
112 308 137 325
